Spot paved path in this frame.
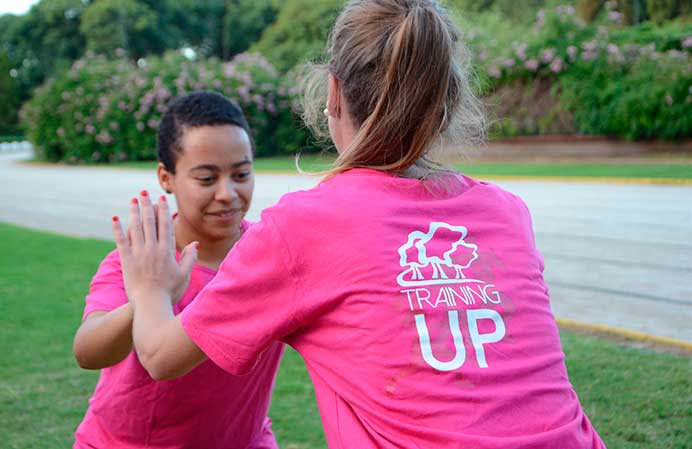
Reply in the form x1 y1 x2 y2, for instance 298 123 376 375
2 150 691 342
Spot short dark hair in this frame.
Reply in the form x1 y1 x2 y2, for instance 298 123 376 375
157 91 253 173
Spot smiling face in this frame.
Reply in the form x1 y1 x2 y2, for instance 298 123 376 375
158 124 254 245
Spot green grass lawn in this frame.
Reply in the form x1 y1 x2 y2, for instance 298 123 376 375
1 222 690 448
64 154 692 180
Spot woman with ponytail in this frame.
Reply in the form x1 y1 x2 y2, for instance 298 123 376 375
113 1 606 448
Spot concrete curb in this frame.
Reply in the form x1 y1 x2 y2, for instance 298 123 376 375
556 318 692 351
476 175 692 186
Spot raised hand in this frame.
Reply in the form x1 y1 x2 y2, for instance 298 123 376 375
112 190 198 306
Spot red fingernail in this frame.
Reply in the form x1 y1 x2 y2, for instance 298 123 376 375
112 216 119 222
172 212 178 219
194 242 200 250
140 190 148 197
160 195 166 202
131 198 138 205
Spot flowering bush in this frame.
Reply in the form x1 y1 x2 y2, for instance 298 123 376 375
462 4 692 139
559 43 692 139
21 50 309 163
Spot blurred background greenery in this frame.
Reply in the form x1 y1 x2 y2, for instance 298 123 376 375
1 0 690 164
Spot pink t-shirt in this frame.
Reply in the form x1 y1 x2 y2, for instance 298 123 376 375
75 222 284 449
182 169 606 449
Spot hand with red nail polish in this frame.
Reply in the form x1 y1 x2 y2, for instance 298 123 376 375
112 191 197 307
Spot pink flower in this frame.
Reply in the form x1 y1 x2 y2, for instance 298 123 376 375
71 60 86 71
607 44 620 55
582 41 597 52
541 48 556 63
581 51 597 61
136 122 145 131
567 46 578 61
252 95 265 109
115 48 126 58
148 118 158 129
682 37 692 49
536 9 545 23
85 124 95 135
524 59 539 71
223 63 237 78
665 94 673 106
57 127 65 137
488 66 501 78
550 57 564 74
96 131 113 145
513 43 528 60
501 58 516 68
608 11 623 24
237 86 251 102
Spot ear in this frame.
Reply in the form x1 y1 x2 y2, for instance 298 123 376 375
157 163 174 194
327 73 341 118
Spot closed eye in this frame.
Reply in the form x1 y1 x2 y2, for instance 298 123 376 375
234 171 252 181
197 176 216 184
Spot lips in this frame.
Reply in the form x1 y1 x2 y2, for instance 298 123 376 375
207 209 241 218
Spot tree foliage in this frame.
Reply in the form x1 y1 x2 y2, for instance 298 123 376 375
0 50 22 133
251 0 342 72
80 0 163 59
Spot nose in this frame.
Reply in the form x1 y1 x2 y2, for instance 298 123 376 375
215 178 239 203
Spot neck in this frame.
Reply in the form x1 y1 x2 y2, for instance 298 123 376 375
174 218 241 271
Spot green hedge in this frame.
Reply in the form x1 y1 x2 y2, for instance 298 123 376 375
21 51 310 163
463 5 692 139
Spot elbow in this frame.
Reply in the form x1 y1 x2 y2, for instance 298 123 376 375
143 361 180 381
72 332 116 370
147 368 176 382
138 351 177 381
73 341 100 370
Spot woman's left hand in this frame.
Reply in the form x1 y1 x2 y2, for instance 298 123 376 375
112 190 198 306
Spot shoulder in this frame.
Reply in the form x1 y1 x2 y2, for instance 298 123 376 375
257 182 332 228
93 249 123 277
465 176 530 212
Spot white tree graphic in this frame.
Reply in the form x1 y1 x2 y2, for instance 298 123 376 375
397 222 479 286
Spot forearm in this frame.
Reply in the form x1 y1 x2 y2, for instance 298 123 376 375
132 290 203 380
73 303 134 369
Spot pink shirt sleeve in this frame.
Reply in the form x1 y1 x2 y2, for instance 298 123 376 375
181 214 302 375
82 250 128 320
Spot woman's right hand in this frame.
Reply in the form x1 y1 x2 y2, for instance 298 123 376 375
112 191 198 308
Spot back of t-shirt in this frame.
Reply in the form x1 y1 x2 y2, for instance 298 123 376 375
182 168 606 449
